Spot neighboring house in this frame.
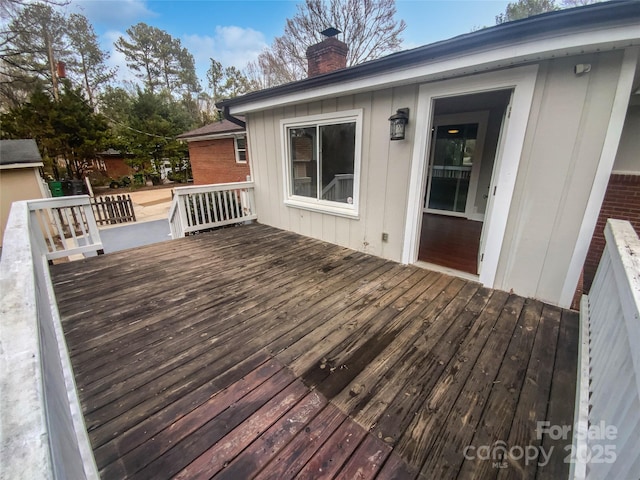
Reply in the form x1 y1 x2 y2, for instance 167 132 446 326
95 149 134 179
0 139 47 247
177 118 250 185
219 1 640 309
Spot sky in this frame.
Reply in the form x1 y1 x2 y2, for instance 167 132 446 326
66 0 511 86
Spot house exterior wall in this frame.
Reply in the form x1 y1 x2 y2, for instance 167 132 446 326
103 158 133 178
246 49 629 306
247 84 418 261
188 138 250 185
612 104 640 173
494 51 626 302
0 167 44 247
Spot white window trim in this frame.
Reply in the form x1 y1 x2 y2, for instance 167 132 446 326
280 109 363 218
234 135 247 164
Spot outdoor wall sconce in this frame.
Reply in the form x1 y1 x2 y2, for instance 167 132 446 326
389 108 409 141
574 63 591 76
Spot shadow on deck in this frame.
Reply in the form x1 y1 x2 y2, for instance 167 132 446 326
51 223 578 480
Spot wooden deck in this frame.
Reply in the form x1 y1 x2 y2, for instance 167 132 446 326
51 223 579 480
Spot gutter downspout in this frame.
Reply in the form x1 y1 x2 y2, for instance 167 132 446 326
223 106 246 129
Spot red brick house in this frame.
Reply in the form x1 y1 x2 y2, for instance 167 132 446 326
178 118 250 185
95 149 134 179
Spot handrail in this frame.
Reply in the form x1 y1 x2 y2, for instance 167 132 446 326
0 201 99 479
573 219 640 479
169 181 257 239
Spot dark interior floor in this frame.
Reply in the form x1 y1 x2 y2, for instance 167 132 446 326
418 213 483 275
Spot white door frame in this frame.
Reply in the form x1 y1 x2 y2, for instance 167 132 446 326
402 65 539 288
424 110 490 220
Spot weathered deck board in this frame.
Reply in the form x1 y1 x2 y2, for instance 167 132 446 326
50 223 579 479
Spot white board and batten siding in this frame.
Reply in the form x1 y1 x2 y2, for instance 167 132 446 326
248 84 418 262
246 48 636 307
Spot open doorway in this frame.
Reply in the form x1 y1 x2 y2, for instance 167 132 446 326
418 90 512 275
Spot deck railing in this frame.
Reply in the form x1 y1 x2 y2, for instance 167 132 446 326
0 200 99 479
321 173 354 202
28 195 104 261
574 219 640 479
169 181 257 239
91 194 136 225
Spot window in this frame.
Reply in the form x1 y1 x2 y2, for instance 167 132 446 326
282 110 362 217
235 136 247 163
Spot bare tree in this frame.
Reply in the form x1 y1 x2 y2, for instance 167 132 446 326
249 0 406 87
1 3 71 103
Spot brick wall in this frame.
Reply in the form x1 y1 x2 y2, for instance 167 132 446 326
583 173 640 292
188 138 250 185
104 158 133 178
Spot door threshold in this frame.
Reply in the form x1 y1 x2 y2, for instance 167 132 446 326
414 261 480 282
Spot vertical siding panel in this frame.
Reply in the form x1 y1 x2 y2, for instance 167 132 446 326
307 101 322 116
352 92 374 253
295 103 308 117
322 97 338 114
334 216 351 248
336 95 355 110
272 107 289 231
495 62 549 290
496 52 624 301
250 111 272 226
537 51 623 300
282 105 300 233
299 209 312 237
264 110 288 229
510 57 588 293
322 214 337 244
383 85 419 261
310 211 324 239
337 95 357 248
362 88 393 257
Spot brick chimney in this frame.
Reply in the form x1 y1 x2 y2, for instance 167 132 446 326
306 31 348 77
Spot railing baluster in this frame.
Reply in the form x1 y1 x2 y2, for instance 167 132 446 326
576 219 640 480
25 196 103 260
168 182 257 238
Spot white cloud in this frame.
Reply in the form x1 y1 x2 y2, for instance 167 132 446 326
183 25 268 80
103 30 139 86
70 0 157 29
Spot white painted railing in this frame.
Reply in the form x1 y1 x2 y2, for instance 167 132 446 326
28 195 104 261
574 219 640 480
169 181 257 239
0 200 99 479
321 173 354 202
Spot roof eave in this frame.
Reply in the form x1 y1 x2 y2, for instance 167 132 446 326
179 131 245 142
0 162 44 170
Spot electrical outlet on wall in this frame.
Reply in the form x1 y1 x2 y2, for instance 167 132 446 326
382 232 389 242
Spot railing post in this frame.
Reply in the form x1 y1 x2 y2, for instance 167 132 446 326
177 194 189 236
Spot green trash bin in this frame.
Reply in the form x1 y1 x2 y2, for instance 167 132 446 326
48 181 63 197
